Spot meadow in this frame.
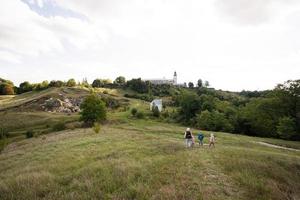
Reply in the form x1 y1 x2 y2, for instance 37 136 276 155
0 87 299 200
0 118 300 200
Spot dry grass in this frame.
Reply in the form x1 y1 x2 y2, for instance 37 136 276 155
0 120 299 200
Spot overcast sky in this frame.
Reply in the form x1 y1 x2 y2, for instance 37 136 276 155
0 0 299 91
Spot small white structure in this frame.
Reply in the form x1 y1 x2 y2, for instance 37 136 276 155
150 99 163 112
144 71 178 85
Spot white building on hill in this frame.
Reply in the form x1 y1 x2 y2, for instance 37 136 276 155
144 71 178 85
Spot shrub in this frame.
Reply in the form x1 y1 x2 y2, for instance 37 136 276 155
136 111 144 119
2 84 14 95
277 117 297 139
66 78 76 87
103 90 108 94
80 94 107 126
52 122 66 132
131 108 138 116
101 96 121 109
161 110 170 118
152 106 160 118
93 122 101 133
65 121 82 130
25 130 34 138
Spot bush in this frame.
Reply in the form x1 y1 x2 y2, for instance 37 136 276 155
66 78 76 87
131 108 138 116
124 93 153 102
52 122 66 132
161 110 170 118
80 94 107 126
65 121 82 130
2 84 15 95
152 106 160 118
93 122 101 133
277 117 297 139
136 111 145 119
101 96 121 109
25 130 34 138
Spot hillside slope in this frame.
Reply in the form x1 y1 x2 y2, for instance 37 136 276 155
0 120 299 200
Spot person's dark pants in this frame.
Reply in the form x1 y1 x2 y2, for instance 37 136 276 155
199 140 203 146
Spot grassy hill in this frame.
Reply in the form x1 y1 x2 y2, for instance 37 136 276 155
0 119 299 200
0 87 130 142
0 87 300 199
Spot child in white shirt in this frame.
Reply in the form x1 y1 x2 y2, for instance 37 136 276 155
209 133 215 148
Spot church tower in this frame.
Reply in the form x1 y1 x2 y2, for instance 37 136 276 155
173 71 177 85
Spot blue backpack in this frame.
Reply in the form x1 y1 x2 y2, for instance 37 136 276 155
198 133 204 140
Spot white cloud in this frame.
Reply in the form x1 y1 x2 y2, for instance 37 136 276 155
36 0 43 8
0 50 22 64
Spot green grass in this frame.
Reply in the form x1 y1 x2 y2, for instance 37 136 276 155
0 120 299 200
0 87 299 199
0 112 79 136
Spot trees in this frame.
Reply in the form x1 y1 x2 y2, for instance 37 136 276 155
19 81 33 93
92 79 103 88
176 91 201 123
0 78 15 95
92 79 112 88
66 79 76 87
204 81 210 87
188 82 194 88
114 76 126 85
197 79 203 88
2 84 14 95
126 78 148 93
197 110 233 132
49 80 64 87
277 117 297 140
80 94 106 125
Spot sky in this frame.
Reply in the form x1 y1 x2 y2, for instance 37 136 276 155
0 0 299 91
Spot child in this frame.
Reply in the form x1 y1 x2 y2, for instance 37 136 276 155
197 132 204 146
209 133 215 148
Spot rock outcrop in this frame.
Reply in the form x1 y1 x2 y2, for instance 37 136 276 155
41 97 83 113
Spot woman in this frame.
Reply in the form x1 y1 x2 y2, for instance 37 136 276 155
184 128 194 148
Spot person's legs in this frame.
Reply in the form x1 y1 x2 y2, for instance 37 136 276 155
185 139 189 147
188 139 193 148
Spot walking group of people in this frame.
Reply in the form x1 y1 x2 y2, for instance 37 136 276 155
184 128 215 148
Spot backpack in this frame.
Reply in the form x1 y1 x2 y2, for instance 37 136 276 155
198 133 204 140
185 131 192 139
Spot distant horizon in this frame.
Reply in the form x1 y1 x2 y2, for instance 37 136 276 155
1 0 300 92
1 71 293 92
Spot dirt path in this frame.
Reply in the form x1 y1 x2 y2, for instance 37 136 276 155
256 142 300 152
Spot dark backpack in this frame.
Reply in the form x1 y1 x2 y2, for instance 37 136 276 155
185 131 192 139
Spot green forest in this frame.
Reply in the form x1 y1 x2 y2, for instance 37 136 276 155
1 77 299 140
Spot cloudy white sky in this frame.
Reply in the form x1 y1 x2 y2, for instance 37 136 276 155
0 0 299 91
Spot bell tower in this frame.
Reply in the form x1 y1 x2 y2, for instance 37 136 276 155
173 71 177 85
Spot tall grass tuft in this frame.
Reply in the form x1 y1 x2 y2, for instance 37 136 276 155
93 122 101 134
52 122 66 132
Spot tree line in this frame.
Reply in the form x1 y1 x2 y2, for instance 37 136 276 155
173 80 299 140
1 76 298 140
